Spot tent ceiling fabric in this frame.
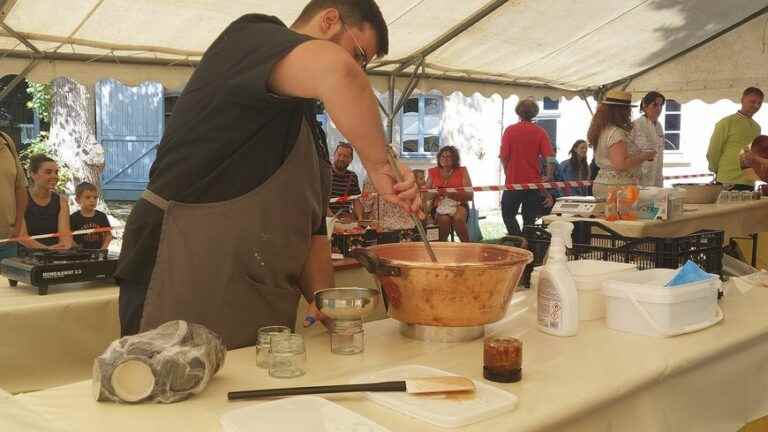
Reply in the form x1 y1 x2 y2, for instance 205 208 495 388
624 14 768 103
1 0 767 99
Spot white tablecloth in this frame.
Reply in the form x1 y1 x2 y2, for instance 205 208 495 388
1 263 378 394
0 280 120 394
8 283 768 432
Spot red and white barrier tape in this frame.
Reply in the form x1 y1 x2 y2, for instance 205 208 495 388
329 173 715 203
0 226 118 244
662 173 715 181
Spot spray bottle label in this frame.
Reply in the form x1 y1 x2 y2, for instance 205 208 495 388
538 276 561 330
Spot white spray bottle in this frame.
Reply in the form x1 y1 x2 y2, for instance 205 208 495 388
537 221 578 336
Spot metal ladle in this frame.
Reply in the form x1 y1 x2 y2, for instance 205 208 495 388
385 147 438 263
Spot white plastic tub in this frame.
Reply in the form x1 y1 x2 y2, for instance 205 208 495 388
531 260 637 320
602 268 722 337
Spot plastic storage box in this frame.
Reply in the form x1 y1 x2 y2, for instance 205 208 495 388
531 260 637 320
602 268 722 337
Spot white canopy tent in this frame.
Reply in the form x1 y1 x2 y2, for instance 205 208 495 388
1 0 767 102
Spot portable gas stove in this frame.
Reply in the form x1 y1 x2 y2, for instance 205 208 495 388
1 248 118 295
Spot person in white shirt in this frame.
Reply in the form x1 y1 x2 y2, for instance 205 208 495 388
631 91 666 187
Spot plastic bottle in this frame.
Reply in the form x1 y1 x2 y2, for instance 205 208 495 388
537 221 578 336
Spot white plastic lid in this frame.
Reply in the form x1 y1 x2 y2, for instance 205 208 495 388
602 268 721 304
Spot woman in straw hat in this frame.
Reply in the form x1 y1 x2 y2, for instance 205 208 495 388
587 90 657 198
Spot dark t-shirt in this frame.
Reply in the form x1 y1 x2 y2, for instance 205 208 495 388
328 170 361 215
70 210 111 249
116 14 329 284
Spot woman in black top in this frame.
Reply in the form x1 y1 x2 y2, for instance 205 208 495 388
19 154 72 250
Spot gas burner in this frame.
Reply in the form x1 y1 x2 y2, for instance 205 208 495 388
2 248 118 295
24 248 110 265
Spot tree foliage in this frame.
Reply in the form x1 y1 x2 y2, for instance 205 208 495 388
25 81 52 123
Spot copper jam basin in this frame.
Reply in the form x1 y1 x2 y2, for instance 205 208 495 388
352 242 533 327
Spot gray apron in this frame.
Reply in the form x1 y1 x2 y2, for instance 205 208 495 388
139 119 329 349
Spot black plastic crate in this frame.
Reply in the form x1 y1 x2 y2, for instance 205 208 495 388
515 222 724 287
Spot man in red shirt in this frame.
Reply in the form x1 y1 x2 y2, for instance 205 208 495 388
499 98 555 235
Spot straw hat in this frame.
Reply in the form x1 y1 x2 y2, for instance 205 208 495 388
601 90 637 107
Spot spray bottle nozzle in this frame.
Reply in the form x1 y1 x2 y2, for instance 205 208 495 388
547 221 574 248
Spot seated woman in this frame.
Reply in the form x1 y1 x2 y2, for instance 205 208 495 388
426 146 473 242
588 90 656 198
19 154 73 250
559 139 591 196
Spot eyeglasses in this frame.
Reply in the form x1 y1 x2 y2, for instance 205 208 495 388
340 17 369 70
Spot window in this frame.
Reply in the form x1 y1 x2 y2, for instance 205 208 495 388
663 100 681 151
542 97 560 111
536 97 561 152
400 95 444 157
536 119 558 150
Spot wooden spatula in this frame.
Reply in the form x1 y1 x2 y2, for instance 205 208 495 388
227 376 475 401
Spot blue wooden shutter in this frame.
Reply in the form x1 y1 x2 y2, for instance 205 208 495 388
96 79 164 200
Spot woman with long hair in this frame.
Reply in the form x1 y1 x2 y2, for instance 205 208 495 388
631 91 666 186
559 139 590 196
19 154 73 250
426 146 473 242
588 90 656 198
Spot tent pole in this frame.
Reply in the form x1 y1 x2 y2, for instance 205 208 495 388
410 0 508 61
0 0 18 24
0 23 42 54
0 59 38 104
579 92 594 115
392 58 425 115
387 73 395 143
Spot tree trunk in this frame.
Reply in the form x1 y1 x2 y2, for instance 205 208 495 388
48 76 107 209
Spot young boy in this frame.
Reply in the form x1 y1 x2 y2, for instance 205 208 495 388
70 182 112 250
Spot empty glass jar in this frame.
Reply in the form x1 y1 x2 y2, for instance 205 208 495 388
256 325 291 369
330 319 365 355
268 333 307 378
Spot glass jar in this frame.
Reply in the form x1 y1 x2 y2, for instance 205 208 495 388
483 336 522 383
268 333 307 378
331 319 365 355
256 325 291 369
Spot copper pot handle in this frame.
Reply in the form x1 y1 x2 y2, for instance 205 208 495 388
499 235 528 249
350 248 401 276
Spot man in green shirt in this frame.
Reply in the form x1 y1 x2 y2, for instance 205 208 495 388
707 87 764 190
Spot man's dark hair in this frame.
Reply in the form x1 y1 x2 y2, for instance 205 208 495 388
75 181 99 199
335 141 354 156
294 0 389 57
743 87 764 99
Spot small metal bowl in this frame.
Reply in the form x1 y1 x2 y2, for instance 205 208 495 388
314 287 379 321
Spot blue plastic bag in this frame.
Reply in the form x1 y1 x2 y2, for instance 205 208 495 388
666 261 713 287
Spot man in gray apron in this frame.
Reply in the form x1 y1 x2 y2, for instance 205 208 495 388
116 1 420 349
